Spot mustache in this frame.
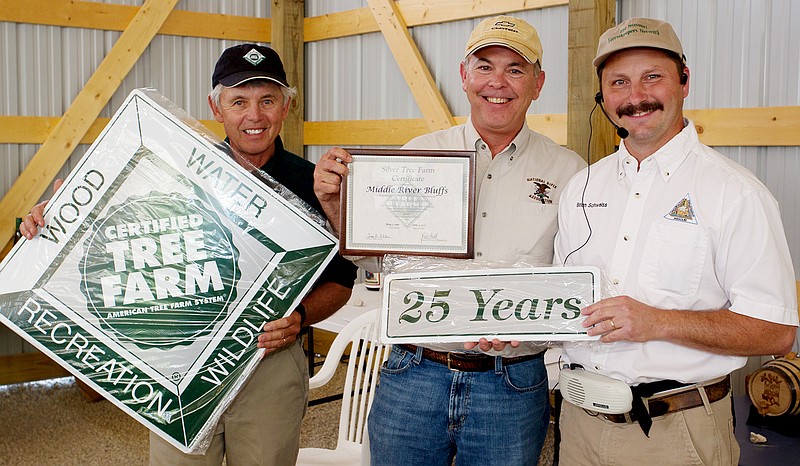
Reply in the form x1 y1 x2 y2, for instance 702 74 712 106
616 101 664 118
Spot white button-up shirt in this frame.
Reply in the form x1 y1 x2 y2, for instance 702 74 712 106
555 121 798 384
402 117 586 355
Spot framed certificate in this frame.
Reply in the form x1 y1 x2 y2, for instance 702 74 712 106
340 149 475 258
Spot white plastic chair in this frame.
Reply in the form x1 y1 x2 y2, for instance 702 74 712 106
297 309 388 466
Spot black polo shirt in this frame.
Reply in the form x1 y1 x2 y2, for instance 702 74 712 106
257 137 357 290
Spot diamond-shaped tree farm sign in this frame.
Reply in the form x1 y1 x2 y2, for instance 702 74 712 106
0 89 338 454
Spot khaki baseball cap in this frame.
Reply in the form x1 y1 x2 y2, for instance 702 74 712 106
593 17 685 68
465 15 543 65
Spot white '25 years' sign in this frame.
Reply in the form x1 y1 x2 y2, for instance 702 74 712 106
380 267 601 343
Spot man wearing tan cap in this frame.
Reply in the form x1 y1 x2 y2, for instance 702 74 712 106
314 15 585 465
554 17 797 465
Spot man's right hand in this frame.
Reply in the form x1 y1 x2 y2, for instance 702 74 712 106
19 179 63 240
313 147 352 235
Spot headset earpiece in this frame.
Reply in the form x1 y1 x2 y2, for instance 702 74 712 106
594 92 603 104
680 73 688 85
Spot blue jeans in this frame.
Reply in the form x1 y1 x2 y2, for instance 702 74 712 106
368 345 549 466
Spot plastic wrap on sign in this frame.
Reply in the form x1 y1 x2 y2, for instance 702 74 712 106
379 255 602 344
0 89 338 454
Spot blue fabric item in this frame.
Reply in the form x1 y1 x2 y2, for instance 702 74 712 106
368 344 549 466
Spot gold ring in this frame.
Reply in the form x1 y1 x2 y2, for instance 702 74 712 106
282 337 286 345
609 319 616 330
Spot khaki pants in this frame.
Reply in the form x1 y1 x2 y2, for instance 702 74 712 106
558 391 739 466
149 341 309 466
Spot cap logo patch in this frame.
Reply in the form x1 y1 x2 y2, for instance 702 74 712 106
492 20 518 33
606 22 661 44
243 48 266 66
664 193 697 224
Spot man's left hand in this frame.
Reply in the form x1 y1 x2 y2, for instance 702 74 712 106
464 338 521 352
581 295 661 343
258 311 303 355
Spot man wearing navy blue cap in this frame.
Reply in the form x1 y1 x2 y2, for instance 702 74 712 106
21 43 357 466
152 43 357 466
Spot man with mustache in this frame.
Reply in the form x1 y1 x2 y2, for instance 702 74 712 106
553 18 797 465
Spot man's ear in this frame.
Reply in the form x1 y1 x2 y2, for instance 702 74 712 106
208 95 224 123
460 60 468 92
680 67 690 98
282 97 292 118
531 69 546 101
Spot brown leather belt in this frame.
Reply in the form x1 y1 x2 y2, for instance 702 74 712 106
398 344 543 372
602 375 731 423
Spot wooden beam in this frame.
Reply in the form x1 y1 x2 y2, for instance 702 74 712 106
272 0 306 157
5 107 798 147
304 114 565 146
0 116 225 144
0 0 270 42
567 0 615 163
0 352 69 386
2 0 565 43
305 0 568 42
0 117 111 144
0 0 179 257
367 0 455 132
304 119 434 146
684 107 800 147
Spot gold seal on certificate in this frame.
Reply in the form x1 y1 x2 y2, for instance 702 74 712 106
340 149 476 258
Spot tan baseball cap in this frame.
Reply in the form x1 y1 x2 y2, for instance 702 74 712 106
593 17 685 68
465 15 543 66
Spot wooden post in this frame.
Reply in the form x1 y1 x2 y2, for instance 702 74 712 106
567 0 616 163
272 0 305 157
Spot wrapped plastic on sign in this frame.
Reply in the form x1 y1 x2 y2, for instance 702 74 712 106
0 89 338 454
379 254 607 346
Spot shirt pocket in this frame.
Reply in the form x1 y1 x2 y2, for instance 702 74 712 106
639 221 708 297
509 202 559 264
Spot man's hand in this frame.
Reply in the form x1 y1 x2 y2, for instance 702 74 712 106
581 295 662 343
19 179 64 240
582 295 797 356
464 338 521 352
313 147 352 235
257 310 303 356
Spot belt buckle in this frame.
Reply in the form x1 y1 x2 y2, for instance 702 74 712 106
446 353 462 372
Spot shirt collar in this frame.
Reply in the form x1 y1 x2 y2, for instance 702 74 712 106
465 116 526 160
615 118 698 181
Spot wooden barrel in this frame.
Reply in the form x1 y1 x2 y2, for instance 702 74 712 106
748 355 800 416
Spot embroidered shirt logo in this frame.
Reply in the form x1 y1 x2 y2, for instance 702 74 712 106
527 177 556 204
243 48 266 66
664 193 697 224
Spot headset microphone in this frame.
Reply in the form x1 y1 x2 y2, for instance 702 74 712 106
594 92 629 139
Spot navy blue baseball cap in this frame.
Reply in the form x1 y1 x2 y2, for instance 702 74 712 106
211 44 289 88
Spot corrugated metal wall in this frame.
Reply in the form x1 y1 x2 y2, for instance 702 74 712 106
1 1 798 360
